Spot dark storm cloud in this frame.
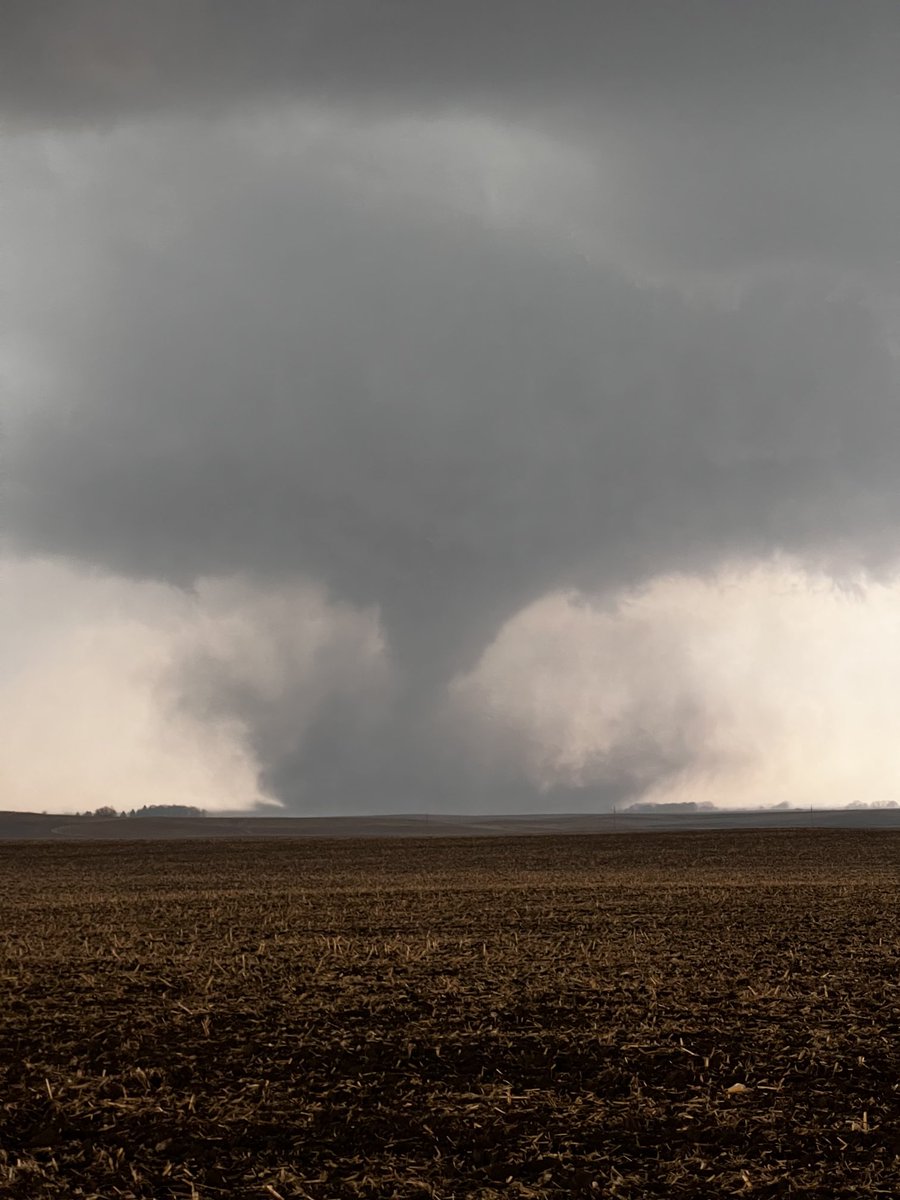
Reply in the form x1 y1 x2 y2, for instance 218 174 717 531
9 125 900 807
11 141 899 677
5 2 898 287
4 3 900 808
3 1 898 125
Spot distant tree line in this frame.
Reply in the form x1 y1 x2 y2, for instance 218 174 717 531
78 805 207 818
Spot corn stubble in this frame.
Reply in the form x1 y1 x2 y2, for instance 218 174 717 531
3 830 900 1198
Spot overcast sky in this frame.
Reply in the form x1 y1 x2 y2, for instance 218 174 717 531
3 2 900 814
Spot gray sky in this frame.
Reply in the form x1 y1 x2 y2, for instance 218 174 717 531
3 3 900 813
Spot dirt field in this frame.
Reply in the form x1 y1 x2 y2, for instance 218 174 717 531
3 831 900 1198
6 807 900 841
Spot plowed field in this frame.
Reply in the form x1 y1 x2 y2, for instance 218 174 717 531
3 830 900 1198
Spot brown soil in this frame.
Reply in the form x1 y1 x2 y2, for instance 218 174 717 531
3 830 900 1197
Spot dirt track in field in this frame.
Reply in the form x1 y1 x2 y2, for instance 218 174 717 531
3 830 900 1198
